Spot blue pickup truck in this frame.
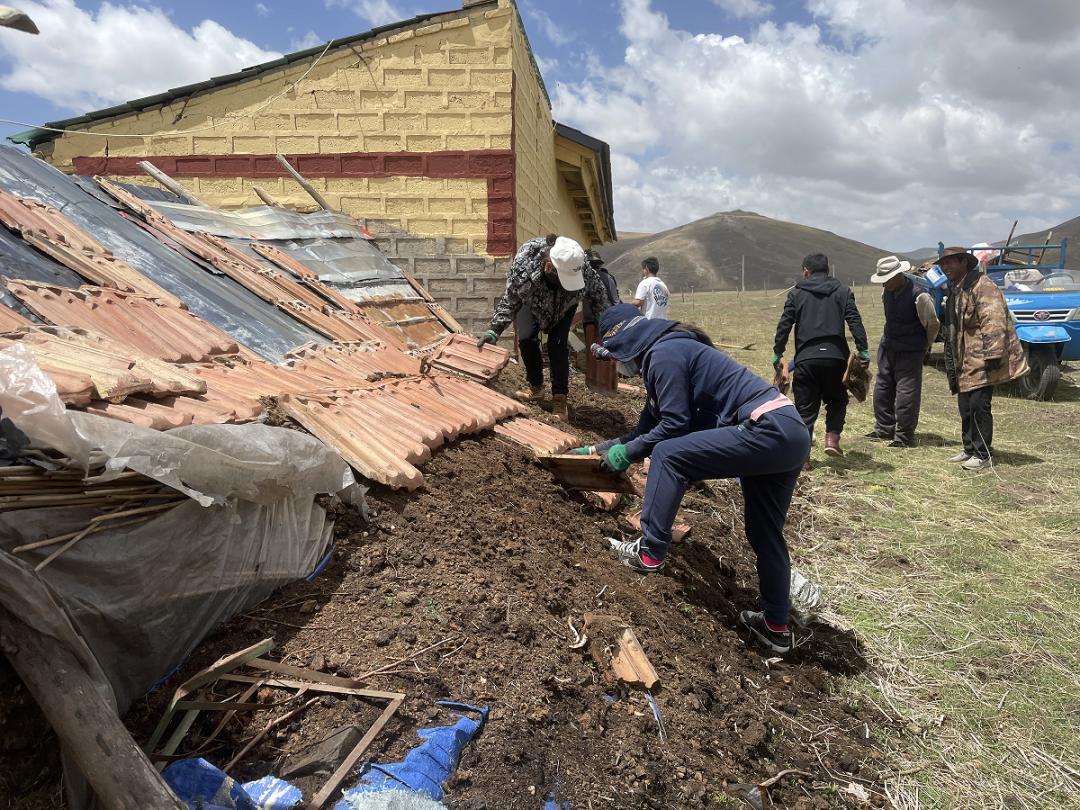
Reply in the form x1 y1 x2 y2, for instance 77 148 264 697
914 240 1078 400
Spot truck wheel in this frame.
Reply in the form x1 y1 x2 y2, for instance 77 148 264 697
1019 345 1061 400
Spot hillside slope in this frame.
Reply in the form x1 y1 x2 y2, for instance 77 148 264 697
597 210 894 293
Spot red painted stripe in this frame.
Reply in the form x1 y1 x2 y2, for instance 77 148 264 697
73 149 518 256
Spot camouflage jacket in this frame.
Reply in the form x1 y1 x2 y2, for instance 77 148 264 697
944 271 1028 394
488 237 613 335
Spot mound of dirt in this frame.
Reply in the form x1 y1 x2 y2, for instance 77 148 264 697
10 365 893 808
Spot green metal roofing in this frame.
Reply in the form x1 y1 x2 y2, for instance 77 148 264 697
9 2 502 149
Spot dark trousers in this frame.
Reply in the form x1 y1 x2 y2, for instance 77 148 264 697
640 408 810 626
958 385 994 460
792 358 848 438
516 305 577 395
873 346 925 444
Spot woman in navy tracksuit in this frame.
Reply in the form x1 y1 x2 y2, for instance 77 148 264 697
580 304 810 652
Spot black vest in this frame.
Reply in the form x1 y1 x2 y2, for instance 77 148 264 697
882 280 926 352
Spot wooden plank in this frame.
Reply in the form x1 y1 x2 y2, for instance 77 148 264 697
0 608 186 809
541 454 638 494
247 657 368 689
137 161 208 208
276 154 332 212
611 628 659 689
145 638 274 754
220 673 405 701
305 696 404 810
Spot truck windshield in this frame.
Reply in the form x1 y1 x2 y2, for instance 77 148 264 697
1003 270 1080 292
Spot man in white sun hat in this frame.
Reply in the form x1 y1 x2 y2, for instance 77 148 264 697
477 234 613 420
865 255 939 447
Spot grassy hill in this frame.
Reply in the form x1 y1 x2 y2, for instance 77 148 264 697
597 210 894 293
1001 215 1080 265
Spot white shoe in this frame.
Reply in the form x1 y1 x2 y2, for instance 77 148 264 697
606 536 665 573
961 456 989 470
947 451 971 463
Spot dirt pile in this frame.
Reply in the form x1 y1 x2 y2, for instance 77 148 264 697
10 366 893 808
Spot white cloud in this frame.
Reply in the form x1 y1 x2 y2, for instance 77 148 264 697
712 0 773 19
255 2 270 16
0 0 281 112
523 2 573 46
290 30 323 50
553 0 1080 249
326 0 404 27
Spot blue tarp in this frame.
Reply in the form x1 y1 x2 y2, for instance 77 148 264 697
165 702 487 810
164 759 301 810
340 702 488 805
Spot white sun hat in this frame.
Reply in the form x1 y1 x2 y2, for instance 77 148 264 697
548 236 586 291
870 255 912 284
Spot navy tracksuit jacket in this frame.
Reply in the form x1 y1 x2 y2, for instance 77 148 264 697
598 332 810 624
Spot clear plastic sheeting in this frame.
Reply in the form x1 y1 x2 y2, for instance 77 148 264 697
789 567 823 628
0 343 94 463
0 346 361 809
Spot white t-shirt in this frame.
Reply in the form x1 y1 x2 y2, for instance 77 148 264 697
634 276 670 319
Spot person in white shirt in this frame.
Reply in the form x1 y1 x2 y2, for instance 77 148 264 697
634 257 670 319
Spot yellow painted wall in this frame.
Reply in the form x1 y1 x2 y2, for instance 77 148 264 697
509 14 589 250
41 5 513 255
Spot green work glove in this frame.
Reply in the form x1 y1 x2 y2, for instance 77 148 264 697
568 445 595 455
857 349 871 368
770 352 782 370
601 443 631 473
476 330 497 351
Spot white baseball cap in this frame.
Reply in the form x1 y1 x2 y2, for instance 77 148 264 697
548 236 586 291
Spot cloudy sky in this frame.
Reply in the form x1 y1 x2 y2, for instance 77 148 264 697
1 0 1078 250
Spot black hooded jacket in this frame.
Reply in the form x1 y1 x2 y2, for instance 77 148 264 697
773 274 868 364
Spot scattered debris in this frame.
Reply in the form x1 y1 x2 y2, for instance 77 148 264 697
583 614 659 690
567 616 588 650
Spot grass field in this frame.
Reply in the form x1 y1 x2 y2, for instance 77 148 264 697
669 290 1080 810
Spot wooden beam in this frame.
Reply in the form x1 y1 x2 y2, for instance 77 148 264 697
275 154 333 212
137 160 208 208
305 695 404 810
0 608 186 809
252 185 282 207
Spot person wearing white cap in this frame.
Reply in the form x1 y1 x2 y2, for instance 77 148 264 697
865 255 939 447
477 234 613 420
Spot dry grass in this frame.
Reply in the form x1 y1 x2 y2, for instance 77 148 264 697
670 289 1080 809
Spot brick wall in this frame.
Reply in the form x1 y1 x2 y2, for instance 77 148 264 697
510 16 589 249
376 233 510 335
42 4 516 256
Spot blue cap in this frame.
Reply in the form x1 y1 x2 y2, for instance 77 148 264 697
599 303 678 361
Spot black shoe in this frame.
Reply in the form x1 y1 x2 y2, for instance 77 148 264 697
887 439 913 448
865 430 893 441
739 610 793 654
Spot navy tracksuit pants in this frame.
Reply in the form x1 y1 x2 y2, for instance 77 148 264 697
639 406 810 625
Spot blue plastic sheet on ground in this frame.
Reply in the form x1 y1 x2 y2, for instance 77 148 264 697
543 792 571 809
163 758 301 810
337 702 488 806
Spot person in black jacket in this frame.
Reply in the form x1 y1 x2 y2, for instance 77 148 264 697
772 253 869 457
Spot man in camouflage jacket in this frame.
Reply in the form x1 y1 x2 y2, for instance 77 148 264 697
477 235 613 419
939 247 1028 470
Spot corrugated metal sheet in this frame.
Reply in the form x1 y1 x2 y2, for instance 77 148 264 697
0 145 323 361
267 238 418 299
148 201 371 240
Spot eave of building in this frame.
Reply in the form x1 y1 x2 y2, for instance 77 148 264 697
9 1 504 150
554 124 616 245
